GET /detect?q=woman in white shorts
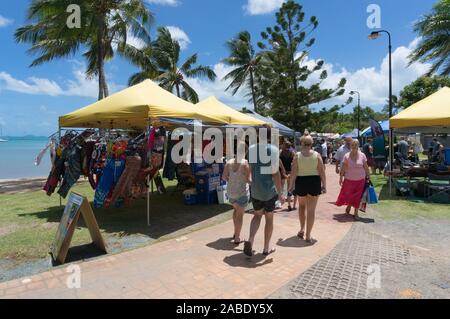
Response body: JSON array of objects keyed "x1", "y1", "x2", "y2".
[{"x1": 222, "y1": 143, "x2": 251, "y2": 245}]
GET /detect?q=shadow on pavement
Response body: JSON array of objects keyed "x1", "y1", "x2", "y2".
[
  {"x1": 276, "y1": 236, "x2": 315, "y2": 248},
  {"x1": 206, "y1": 238, "x2": 242, "y2": 252},
  {"x1": 333, "y1": 213, "x2": 375, "y2": 224},
  {"x1": 223, "y1": 253, "x2": 273, "y2": 268}
]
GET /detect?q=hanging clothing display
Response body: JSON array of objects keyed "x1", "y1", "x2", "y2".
[
  {"x1": 163, "y1": 132, "x2": 176, "y2": 181},
  {"x1": 57, "y1": 143, "x2": 83, "y2": 198},
  {"x1": 107, "y1": 155, "x2": 142, "y2": 207},
  {"x1": 93, "y1": 158, "x2": 126, "y2": 208},
  {"x1": 42, "y1": 126, "x2": 167, "y2": 209}
]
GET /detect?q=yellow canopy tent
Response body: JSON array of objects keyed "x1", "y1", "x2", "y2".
[
  {"x1": 59, "y1": 80, "x2": 227, "y2": 128},
  {"x1": 390, "y1": 87, "x2": 450, "y2": 132},
  {"x1": 196, "y1": 96, "x2": 268, "y2": 126}
]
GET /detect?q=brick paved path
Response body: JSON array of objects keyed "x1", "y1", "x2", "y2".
[{"x1": 0, "y1": 166, "x2": 351, "y2": 299}]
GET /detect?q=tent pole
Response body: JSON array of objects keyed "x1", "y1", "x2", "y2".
[
  {"x1": 58, "y1": 126, "x2": 62, "y2": 207},
  {"x1": 389, "y1": 129, "x2": 393, "y2": 196},
  {"x1": 147, "y1": 120, "x2": 151, "y2": 227}
]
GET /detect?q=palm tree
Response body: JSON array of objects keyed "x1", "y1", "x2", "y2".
[
  {"x1": 222, "y1": 31, "x2": 261, "y2": 113},
  {"x1": 409, "y1": 0, "x2": 450, "y2": 76},
  {"x1": 124, "y1": 27, "x2": 216, "y2": 103},
  {"x1": 15, "y1": 0, "x2": 153, "y2": 100}
]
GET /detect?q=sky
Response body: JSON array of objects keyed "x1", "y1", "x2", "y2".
[{"x1": 0, "y1": 0, "x2": 437, "y2": 136}]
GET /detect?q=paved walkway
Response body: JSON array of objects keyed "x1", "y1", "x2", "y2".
[{"x1": 0, "y1": 166, "x2": 352, "y2": 299}]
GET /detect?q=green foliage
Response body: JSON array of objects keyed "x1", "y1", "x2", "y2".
[
  {"x1": 409, "y1": 0, "x2": 450, "y2": 76},
  {"x1": 223, "y1": 0, "x2": 346, "y2": 132},
  {"x1": 122, "y1": 27, "x2": 216, "y2": 103},
  {"x1": 307, "y1": 105, "x2": 386, "y2": 134},
  {"x1": 396, "y1": 76, "x2": 450, "y2": 109},
  {"x1": 15, "y1": 0, "x2": 153, "y2": 100},
  {"x1": 222, "y1": 31, "x2": 260, "y2": 112}
]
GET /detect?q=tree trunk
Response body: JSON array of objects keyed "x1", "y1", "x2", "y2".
[
  {"x1": 249, "y1": 69, "x2": 258, "y2": 114},
  {"x1": 97, "y1": 13, "x2": 108, "y2": 100},
  {"x1": 102, "y1": 68, "x2": 109, "y2": 98},
  {"x1": 176, "y1": 84, "x2": 181, "y2": 98}
]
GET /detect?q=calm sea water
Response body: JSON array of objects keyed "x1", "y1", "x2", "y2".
[{"x1": 0, "y1": 137, "x2": 51, "y2": 180}]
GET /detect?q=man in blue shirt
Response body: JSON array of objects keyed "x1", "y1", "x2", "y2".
[{"x1": 244, "y1": 131, "x2": 284, "y2": 257}]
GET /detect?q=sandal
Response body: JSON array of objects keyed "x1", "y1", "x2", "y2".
[
  {"x1": 297, "y1": 231, "x2": 305, "y2": 239},
  {"x1": 234, "y1": 237, "x2": 242, "y2": 245},
  {"x1": 243, "y1": 241, "x2": 253, "y2": 257},
  {"x1": 305, "y1": 237, "x2": 317, "y2": 244},
  {"x1": 263, "y1": 248, "x2": 276, "y2": 256}
]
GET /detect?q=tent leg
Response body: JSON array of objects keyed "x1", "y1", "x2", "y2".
[
  {"x1": 58, "y1": 126, "x2": 62, "y2": 207},
  {"x1": 147, "y1": 175, "x2": 150, "y2": 226},
  {"x1": 389, "y1": 129, "x2": 393, "y2": 196},
  {"x1": 146, "y1": 122, "x2": 151, "y2": 227}
]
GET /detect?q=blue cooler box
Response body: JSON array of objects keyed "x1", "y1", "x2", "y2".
[{"x1": 444, "y1": 148, "x2": 450, "y2": 166}]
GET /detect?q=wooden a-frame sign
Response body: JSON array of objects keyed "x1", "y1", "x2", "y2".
[{"x1": 51, "y1": 192, "x2": 107, "y2": 264}]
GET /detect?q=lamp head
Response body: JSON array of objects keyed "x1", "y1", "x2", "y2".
[
  {"x1": 350, "y1": 91, "x2": 355, "y2": 95},
  {"x1": 368, "y1": 31, "x2": 380, "y2": 40}
]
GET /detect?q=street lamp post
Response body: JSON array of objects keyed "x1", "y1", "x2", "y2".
[
  {"x1": 369, "y1": 30, "x2": 393, "y2": 194},
  {"x1": 350, "y1": 90, "x2": 361, "y2": 141}
]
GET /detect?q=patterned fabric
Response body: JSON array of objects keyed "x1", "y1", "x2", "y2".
[
  {"x1": 108, "y1": 156, "x2": 142, "y2": 207},
  {"x1": 93, "y1": 158, "x2": 125, "y2": 208},
  {"x1": 57, "y1": 144, "x2": 83, "y2": 198}
]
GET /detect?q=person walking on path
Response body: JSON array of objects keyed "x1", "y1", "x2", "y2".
[
  {"x1": 222, "y1": 142, "x2": 251, "y2": 245},
  {"x1": 362, "y1": 137, "x2": 375, "y2": 174},
  {"x1": 334, "y1": 137, "x2": 352, "y2": 175},
  {"x1": 335, "y1": 139, "x2": 371, "y2": 220},
  {"x1": 244, "y1": 133, "x2": 284, "y2": 257},
  {"x1": 280, "y1": 141, "x2": 295, "y2": 211},
  {"x1": 289, "y1": 135, "x2": 327, "y2": 244},
  {"x1": 320, "y1": 138, "x2": 328, "y2": 167}
]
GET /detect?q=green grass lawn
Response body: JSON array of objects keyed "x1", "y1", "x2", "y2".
[
  {"x1": 0, "y1": 179, "x2": 232, "y2": 260},
  {"x1": 370, "y1": 174, "x2": 450, "y2": 220}
]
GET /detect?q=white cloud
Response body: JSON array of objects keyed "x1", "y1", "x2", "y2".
[
  {"x1": 0, "y1": 72, "x2": 62, "y2": 96},
  {"x1": 0, "y1": 63, "x2": 124, "y2": 98},
  {"x1": 0, "y1": 14, "x2": 13, "y2": 27},
  {"x1": 166, "y1": 26, "x2": 191, "y2": 50},
  {"x1": 244, "y1": 0, "x2": 284, "y2": 15},
  {"x1": 305, "y1": 38, "x2": 431, "y2": 111},
  {"x1": 189, "y1": 63, "x2": 251, "y2": 109},
  {"x1": 146, "y1": 0, "x2": 179, "y2": 6},
  {"x1": 189, "y1": 39, "x2": 431, "y2": 113}
]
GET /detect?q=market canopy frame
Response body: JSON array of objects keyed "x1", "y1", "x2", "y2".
[{"x1": 59, "y1": 80, "x2": 228, "y2": 129}]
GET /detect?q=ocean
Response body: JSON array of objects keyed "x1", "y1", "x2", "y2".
[{"x1": 0, "y1": 137, "x2": 52, "y2": 180}]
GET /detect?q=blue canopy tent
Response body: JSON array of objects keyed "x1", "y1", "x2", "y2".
[
  {"x1": 361, "y1": 120, "x2": 390, "y2": 137},
  {"x1": 339, "y1": 129, "x2": 359, "y2": 139},
  {"x1": 244, "y1": 110, "x2": 295, "y2": 136}
]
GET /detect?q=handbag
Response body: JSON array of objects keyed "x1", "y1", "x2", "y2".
[
  {"x1": 367, "y1": 183, "x2": 378, "y2": 204},
  {"x1": 359, "y1": 188, "x2": 368, "y2": 212}
]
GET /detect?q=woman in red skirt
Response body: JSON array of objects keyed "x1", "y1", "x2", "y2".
[{"x1": 336, "y1": 139, "x2": 370, "y2": 220}]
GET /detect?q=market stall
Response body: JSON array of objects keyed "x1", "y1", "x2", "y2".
[
  {"x1": 361, "y1": 120, "x2": 390, "y2": 137},
  {"x1": 389, "y1": 87, "x2": 450, "y2": 202},
  {"x1": 48, "y1": 81, "x2": 269, "y2": 226}
]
